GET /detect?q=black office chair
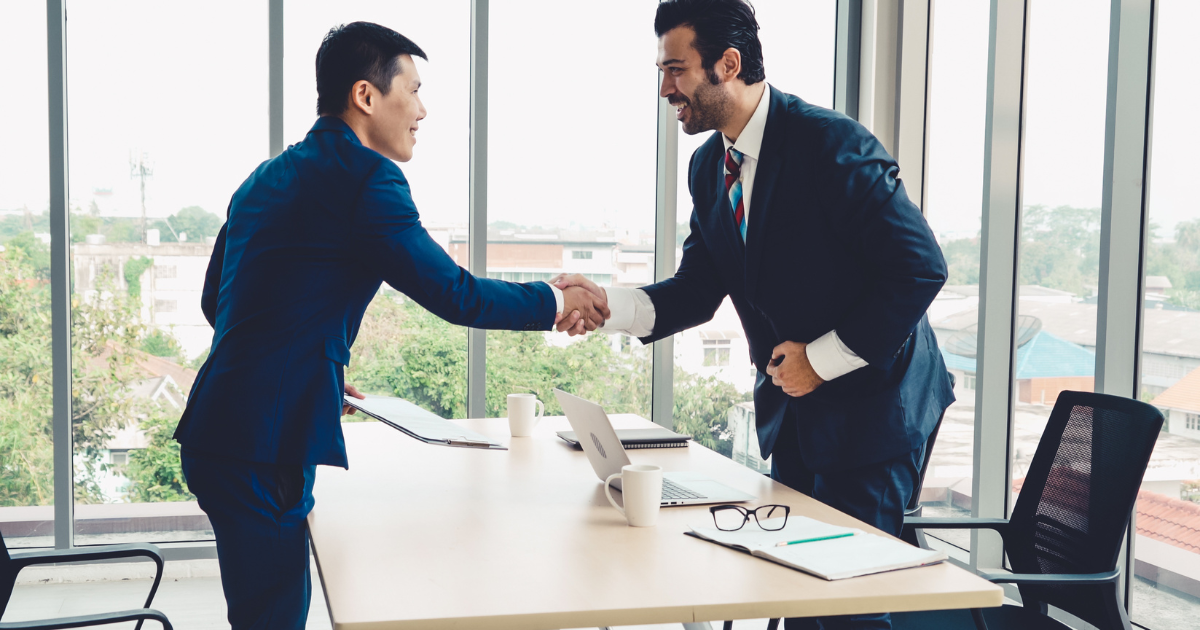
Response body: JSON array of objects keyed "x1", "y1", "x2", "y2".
[
  {"x1": 897, "y1": 390, "x2": 1163, "y2": 630},
  {"x1": 725, "y1": 373, "x2": 956, "y2": 630},
  {"x1": 0, "y1": 531, "x2": 172, "y2": 630}
]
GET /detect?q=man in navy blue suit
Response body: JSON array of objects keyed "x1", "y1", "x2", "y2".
[
  {"x1": 174, "y1": 22, "x2": 608, "y2": 630},
  {"x1": 557, "y1": 2, "x2": 954, "y2": 628}
]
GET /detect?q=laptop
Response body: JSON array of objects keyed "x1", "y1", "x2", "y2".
[{"x1": 554, "y1": 389, "x2": 755, "y2": 507}]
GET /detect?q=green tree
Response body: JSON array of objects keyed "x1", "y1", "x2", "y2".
[
  {"x1": 940, "y1": 236, "x2": 981, "y2": 286},
  {"x1": 0, "y1": 244, "x2": 159, "y2": 506},
  {"x1": 124, "y1": 256, "x2": 153, "y2": 297},
  {"x1": 140, "y1": 328, "x2": 185, "y2": 363},
  {"x1": 152, "y1": 206, "x2": 222, "y2": 243},
  {"x1": 124, "y1": 410, "x2": 193, "y2": 502},
  {"x1": 344, "y1": 292, "x2": 747, "y2": 454}
]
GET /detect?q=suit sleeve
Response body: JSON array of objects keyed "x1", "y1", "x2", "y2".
[
  {"x1": 818, "y1": 118, "x2": 947, "y2": 369},
  {"x1": 350, "y1": 159, "x2": 556, "y2": 331},
  {"x1": 199, "y1": 219, "x2": 228, "y2": 328},
  {"x1": 637, "y1": 151, "x2": 728, "y2": 344}
]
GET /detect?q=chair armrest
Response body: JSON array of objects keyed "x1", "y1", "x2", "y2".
[
  {"x1": 979, "y1": 569, "x2": 1120, "y2": 586},
  {"x1": 8, "y1": 544, "x2": 167, "y2": 614},
  {"x1": 0, "y1": 608, "x2": 171, "y2": 630},
  {"x1": 8, "y1": 543, "x2": 164, "y2": 570},
  {"x1": 903, "y1": 517, "x2": 1010, "y2": 534}
]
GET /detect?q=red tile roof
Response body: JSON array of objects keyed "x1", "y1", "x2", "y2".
[
  {"x1": 1011, "y1": 479, "x2": 1200, "y2": 554},
  {"x1": 1136, "y1": 489, "x2": 1200, "y2": 554},
  {"x1": 1151, "y1": 365, "x2": 1200, "y2": 414}
]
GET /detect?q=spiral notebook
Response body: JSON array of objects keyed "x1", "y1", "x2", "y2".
[
  {"x1": 556, "y1": 427, "x2": 691, "y2": 449},
  {"x1": 686, "y1": 515, "x2": 947, "y2": 580}
]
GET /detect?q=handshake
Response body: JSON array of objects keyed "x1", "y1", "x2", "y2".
[{"x1": 551, "y1": 274, "x2": 610, "y2": 336}]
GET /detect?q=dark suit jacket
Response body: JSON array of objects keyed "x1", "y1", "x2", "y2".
[
  {"x1": 174, "y1": 117, "x2": 555, "y2": 468},
  {"x1": 640, "y1": 87, "x2": 954, "y2": 472}
]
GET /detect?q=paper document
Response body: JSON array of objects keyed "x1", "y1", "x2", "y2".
[{"x1": 688, "y1": 515, "x2": 946, "y2": 580}]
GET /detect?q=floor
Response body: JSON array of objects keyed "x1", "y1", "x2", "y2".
[{"x1": 1, "y1": 560, "x2": 773, "y2": 630}]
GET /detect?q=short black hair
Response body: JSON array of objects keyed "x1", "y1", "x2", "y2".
[
  {"x1": 654, "y1": 0, "x2": 765, "y2": 85},
  {"x1": 315, "y1": 21, "x2": 428, "y2": 116}
]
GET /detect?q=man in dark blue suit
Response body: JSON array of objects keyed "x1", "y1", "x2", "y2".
[
  {"x1": 174, "y1": 22, "x2": 607, "y2": 630},
  {"x1": 557, "y1": 2, "x2": 953, "y2": 628}
]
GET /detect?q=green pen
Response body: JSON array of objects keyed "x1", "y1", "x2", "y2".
[{"x1": 775, "y1": 532, "x2": 855, "y2": 547}]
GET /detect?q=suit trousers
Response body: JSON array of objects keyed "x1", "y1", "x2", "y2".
[
  {"x1": 181, "y1": 449, "x2": 317, "y2": 630},
  {"x1": 770, "y1": 417, "x2": 924, "y2": 630}
]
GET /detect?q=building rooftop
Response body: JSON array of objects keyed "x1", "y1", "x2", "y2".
[
  {"x1": 941, "y1": 330, "x2": 1095, "y2": 379},
  {"x1": 933, "y1": 302, "x2": 1200, "y2": 359},
  {"x1": 1152, "y1": 366, "x2": 1200, "y2": 414},
  {"x1": 1136, "y1": 489, "x2": 1200, "y2": 554}
]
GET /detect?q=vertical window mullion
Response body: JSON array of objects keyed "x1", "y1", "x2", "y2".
[{"x1": 47, "y1": 0, "x2": 73, "y2": 551}]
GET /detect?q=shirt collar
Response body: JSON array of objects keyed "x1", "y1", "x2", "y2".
[
  {"x1": 310, "y1": 116, "x2": 363, "y2": 145},
  {"x1": 721, "y1": 83, "x2": 771, "y2": 161}
]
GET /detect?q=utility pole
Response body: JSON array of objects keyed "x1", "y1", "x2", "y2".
[{"x1": 129, "y1": 151, "x2": 153, "y2": 243}]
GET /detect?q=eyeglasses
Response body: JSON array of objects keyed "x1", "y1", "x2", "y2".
[{"x1": 709, "y1": 504, "x2": 791, "y2": 531}]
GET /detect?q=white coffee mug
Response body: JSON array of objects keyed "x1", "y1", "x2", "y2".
[
  {"x1": 507, "y1": 393, "x2": 544, "y2": 437},
  {"x1": 604, "y1": 464, "x2": 663, "y2": 527}
]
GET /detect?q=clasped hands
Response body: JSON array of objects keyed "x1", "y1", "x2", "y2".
[
  {"x1": 551, "y1": 273, "x2": 609, "y2": 336},
  {"x1": 766, "y1": 341, "x2": 825, "y2": 398}
]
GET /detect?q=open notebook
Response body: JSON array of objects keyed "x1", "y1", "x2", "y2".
[{"x1": 687, "y1": 515, "x2": 946, "y2": 581}]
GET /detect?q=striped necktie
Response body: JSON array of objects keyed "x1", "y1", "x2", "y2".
[{"x1": 724, "y1": 147, "x2": 746, "y2": 242}]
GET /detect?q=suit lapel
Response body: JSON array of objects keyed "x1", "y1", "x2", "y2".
[{"x1": 743, "y1": 87, "x2": 786, "y2": 305}]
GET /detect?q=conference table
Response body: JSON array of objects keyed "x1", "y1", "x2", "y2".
[{"x1": 308, "y1": 413, "x2": 1002, "y2": 630}]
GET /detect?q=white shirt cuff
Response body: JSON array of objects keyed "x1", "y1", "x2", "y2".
[
  {"x1": 545, "y1": 282, "x2": 564, "y2": 315},
  {"x1": 599, "y1": 287, "x2": 655, "y2": 338},
  {"x1": 806, "y1": 330, "x2": 868, "y2": 381}
]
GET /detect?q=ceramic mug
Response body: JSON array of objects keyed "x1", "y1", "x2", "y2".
[
  {"x1": 507, "y1": 393, "x2": 545, "y2": 437},
  {"x1": 604, "y1": 464, "x2": 663, "y2": 527}
]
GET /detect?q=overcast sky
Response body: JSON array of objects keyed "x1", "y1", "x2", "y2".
[{"x1": 0, "y1": 0, "x2": 1195, "y2": 240}]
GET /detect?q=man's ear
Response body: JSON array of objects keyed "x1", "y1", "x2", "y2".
[
  {"x1": 349, "y1": 80, "x2": 375, "y2": 115},
  {"x1": 718, "y1": 47, "x2": 743, "y2": 83}
]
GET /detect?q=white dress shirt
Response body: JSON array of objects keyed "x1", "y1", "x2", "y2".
[{"x1": 599, "y1": 84, "x2": 868, "y2": 382}]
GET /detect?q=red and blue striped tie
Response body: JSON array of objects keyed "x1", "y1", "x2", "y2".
[{"x1": 724, "y1": 147, "x2": 746, "y2": 241}]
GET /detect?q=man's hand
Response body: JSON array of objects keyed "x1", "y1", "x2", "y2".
[
  {"x1": 552, "y1": 274, "x2": 608, "y2": 336},
  {"x1": 766, "y1": 341, "x2": 825, "y2": 397},
  {"x1": 342, "y1": 384, "x2": 366, "y2": 416},
  {"x1": 559, "y1": 286, "x2": 610, "y2": 334}
]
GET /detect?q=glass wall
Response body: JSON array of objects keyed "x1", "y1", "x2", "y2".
[
  {"x1": 485, "y1": 0, "x2": 659, "y2": 420},
  {"x1": 1133, "y1": 0, "x2": 1200, "y2": 625},
  {"x1": 1010, "y1": 0, "x2": 1108, "y2": 513},
  {"x1": 286, "y1": 2, "x2": 472, "y2": 420},
  {"x1": 0, "y1": 0, "x2": 54, "y2": 549},
  {"x1": 919, "y1": 0, "x2": 990, "y2": 549},
  {"x1": 672, "y1": 0, "x2": 836, "y2": 468},
  {"x1": 64, "y1": 0, "x2": 267, "y2": 544}
]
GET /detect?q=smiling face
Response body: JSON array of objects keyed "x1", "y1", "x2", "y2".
[
  {"x1": 359, "y1": 54, "x2": 426, "y2": 162},
  {"x1": 657, "y1": 26, "x2": 733, "y2": 135}
]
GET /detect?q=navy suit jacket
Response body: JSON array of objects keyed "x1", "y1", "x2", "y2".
[
  {"x1": 641, "y1": 87, "x2": 955, "y2": 472},
  {"x1": 174, "y1": 117, "x2": 556, "y2": 468}
]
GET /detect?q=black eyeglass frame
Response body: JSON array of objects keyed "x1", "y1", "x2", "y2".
[{"x1": 709, "y1": 504, "x2": 791, "y2": 531}]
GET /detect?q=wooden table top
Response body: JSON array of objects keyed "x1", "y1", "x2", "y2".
[{"x1": 309, "y1": 414, "x2": 1002, "y2": 630}]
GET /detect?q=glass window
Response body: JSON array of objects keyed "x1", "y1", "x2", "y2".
[
  {"x1": 0, "y1": 0, "x2": 54, "y2": 549},
  {"x1": 486, "y1": 0, "x2": 659, "y2": 420},
  {"x1": 1135, "y1": 0, "x2": 1200, "y2": 624},
  {"x1": 673, "y1": 0, "x2": 836, "y2": 465},
  {"x1": 1011, "y1": 0, "x2": 1108, "y2": 541},
  {"x1": 286, "y1": 2, "x2": 471, "y2": 419},
  {"x1": 65, "y1": 0, "x2": 268, "y2": 544},
  {"x1": 920, "y1": 0, "x2": 990, "y2": 551}
]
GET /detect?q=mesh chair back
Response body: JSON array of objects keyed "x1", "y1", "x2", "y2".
[{"x1": 1005, "y1": 391, "x2": 1163, "y2": 629}]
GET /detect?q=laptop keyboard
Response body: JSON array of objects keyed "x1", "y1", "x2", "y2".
[{"x1": 661, "y1": 478, "x2": 705, "y2": 501}]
